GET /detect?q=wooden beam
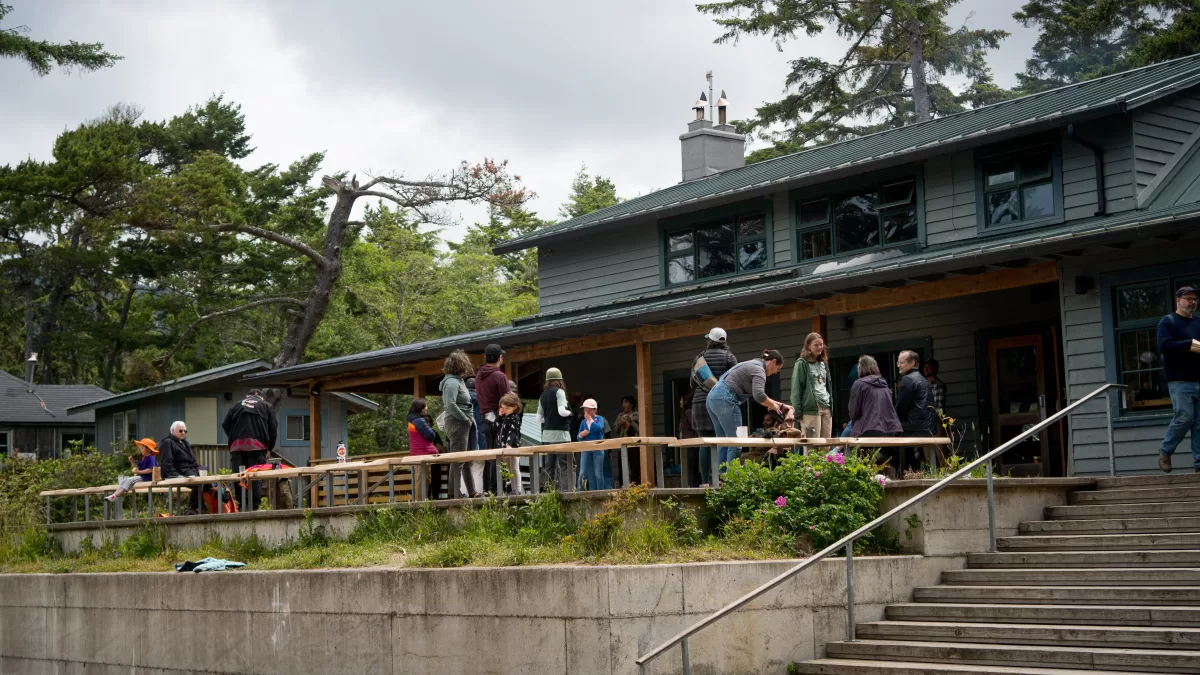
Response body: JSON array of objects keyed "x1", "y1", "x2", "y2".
[
  {"x1": 414, "y1": 376, "x2": 426, "y2": 399},
  {"x1": 811, "y1": 315, "x2": 828, "y2": 338},
  {"x1": 309, "y1": 388, "x2": 323, "y2": 465},
  {"x1": 503, "y1": 359, "x2": 514, "y2": 382},
  {"x1": 635, "y1": 340, "x2": 654, "y2": 486}
]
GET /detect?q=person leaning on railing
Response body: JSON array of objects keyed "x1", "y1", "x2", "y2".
[
  {"x1": 706, "y1": 349, "x2": 790, "y2": 475},
  {"x1": 407, "y1": 398, "x2": 444, "y2": 498}
]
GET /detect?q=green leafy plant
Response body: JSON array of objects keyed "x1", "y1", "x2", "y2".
[
  {"x1": 298, "y1": 510, "x2": 329, "y2": 549},
  {"x1": 120, "y1": 524, "x2": 167, "y2": 559}
]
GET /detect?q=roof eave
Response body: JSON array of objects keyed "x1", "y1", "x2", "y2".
[{"x1": 66, "y1": 359, "x2": 272, "y2": 415}]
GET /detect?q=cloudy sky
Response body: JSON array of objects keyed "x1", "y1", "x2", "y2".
[{"x1": 3, "y1": 0, "x2": 1039, "y2": 240}]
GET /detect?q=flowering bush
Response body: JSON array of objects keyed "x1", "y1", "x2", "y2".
[{"x1": 706, "y1": 450, "x2": 887, "y2": 552}]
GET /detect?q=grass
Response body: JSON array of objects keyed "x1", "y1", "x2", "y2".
[{"x1": 0, "y1": 487, "x2": 800, "y2": 574}]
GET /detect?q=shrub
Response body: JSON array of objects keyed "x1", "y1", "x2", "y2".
[
  {"x1": 120, "y1": 524, "x2": 167, "y2": 559},
  {"x1": 706, "y1": 451, "x2": 886, "y2": 552}
]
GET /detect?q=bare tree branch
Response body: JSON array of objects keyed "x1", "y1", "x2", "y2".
[{"x1": 156, "y1": 296, "x2": 305, "y2": 366}]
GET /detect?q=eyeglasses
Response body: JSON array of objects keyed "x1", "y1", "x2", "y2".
[{"x1": 178, "y1": 430, "x2": 187, "y2": 434}]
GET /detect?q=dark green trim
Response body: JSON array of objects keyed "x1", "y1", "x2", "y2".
[
  {"x1": 1099, "y1": 258, "x2": 1200, "y2": 422},
  {"x1": 787, "y1": 164, "x2": 925, "y2": 265},
  {"x1": 658, "y1": 196, "x2": 775, "y2": 289},
  {"x1": 974, "y1": 137, "x2": 1065, "y2": 235}
]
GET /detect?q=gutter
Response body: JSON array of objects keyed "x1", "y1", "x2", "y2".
[{"x1": 1066, "y1": 123, "x2": 1107, "y2": 216}]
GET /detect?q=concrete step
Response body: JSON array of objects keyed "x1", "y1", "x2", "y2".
[
  {"x1": 913, "y1": 585, "x2": 1200, "y2": 605},
  {"x1": 1069, "y1": 485, "x2": 1200, "y2": 504},
  {"x1": 997, "y1": 532, "x2": 1200, "y2": 551},
  {"x1": 886, "y1": 603, "x2": 1200, "y2": 627},
  {"x1": 793, "y1": 659, "x2": 1153, "y2": 674},
  {"x1": 823, "y1": 639, "x2": 1200, "y2": 672},
  {"x1": 856, "y1": 620, "x2": 1200, "y2": 650},
  {"x1": 943, "y1": 568, "x2": 1200, "y2": 586},
  {"x1": 1021, "y1": 516, "x2": 1200, "y2": 535},
  {"x1": 1045, "y1": 501, "x2": 1196, "y2": 520},
  {"x1": 1096, "y1": 473, "x2": 1200, "y2": 490},
  {"x1": 968, "y1": 550, "x2": 1200, "y2": 569}
]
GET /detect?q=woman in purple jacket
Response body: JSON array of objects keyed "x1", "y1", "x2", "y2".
[{"x1": 848, "y1": 355, "x2": 904, "y2": 467}]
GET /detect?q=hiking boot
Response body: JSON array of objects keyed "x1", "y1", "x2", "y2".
[{"x1": 1160, "y1": 453, "x2": 1173, "y2": 473}]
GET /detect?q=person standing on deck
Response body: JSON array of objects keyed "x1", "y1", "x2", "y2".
[
  {"x1": 791, "y1": 332, "x2": 833, "y2": 438},
  {"x1": 538, "y1": 368, "x2": 575, "y2": 491},
  {"x1": 1158, "y1": 286, "x2": 1200, "y2": 473},
  {"x1": 894, "y1": 351, "x2": 936, "y2": 471},
  {"x1": 691, "y1": 328, "x2": 737, "y2": 485},
  {"x1": 222, "y1": 389, "x2": 277, "y2": 508},
  {"x1": 439, "y1": 350, "x2": 479, "y2": 497}
]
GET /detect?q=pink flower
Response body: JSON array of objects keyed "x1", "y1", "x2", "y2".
[
  {"x1": 833, "y1": 453, "x2": 846, "y2": 465},
  {"x1": 808, "y1": 525, "x2": 816, "y2": 531},
  {"x1": 814, "y1": 471, "x2": 821, "y2": 478},
  {"x1": 774, "y1": 496, "x2": 787, "y2": 508},
  {"x1": 824, "y1": 454, "x2": 833, "y2": 462}
]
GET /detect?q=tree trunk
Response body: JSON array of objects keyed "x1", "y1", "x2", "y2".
[
  {"x1": 34, "y1": 222, "x2": 84, "y2": 384},
  {"x1": 263, "y1": 186, "x2": 356, "y2": 408},
  {"x1": 909, "y1": 18, "x2": 931, "y2": 123},
  {"x1": 103, "y1": 283, "x2": 138, "y2": 390},
  {"x1": 23, "y1": 286, "x2": 34, "y2": 361}
]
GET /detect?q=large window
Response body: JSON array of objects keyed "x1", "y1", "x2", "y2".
[
  {"x1": 0, "y1": 431, "x2": 10, "y2": 457},
  {"x1": 978, "y1": 145, "x2": 1061, "y2": 231},
  {"x1": 1112, "y1": 275, "x2": 1200, "y2": 413},
  {"x1": 665, "y1": 212, "x2": 768, "y2": 285},
  {"x1": 112, "y1": 410, "x2": 137, "y2": 447},
  {"x1": 795, "y1": 177, "x2": 918, "y2": 261}
]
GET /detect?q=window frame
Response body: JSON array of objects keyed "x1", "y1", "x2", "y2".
[
  {"x1": 284, "y1": 414, "x2": 312, "y2": 442},
  {"x1": 1099, "y1": 260, "x2": 1200, "y2": 424},
  {"x1": 974, "y1": 140, "x2": 1064, "y2": 235},
  {"x1": 0, "y1": 430, "x2": 10, "y2": 457},
  {"x1": 659, "y1": 199, "x2": 774, "y2": 288},
  {"x1": 788, "y1": 167, "x2": 925, "y2": 265}
]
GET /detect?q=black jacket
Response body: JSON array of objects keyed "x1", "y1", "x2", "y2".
[
  {"x1": 895, "y1": 369, "x2": 936, "y2": 435},
  {"x1": 158, "y1": 435, "x2": 198, "y2": 478},
  {"x1": 221, "y1": 394, "x2": 278, "y2": 449}
]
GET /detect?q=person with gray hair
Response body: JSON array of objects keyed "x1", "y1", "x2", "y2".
[{"x1": 158, "y1": 420, "x2": 201, "y2": 513}]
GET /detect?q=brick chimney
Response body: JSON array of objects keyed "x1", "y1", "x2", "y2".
[{"x1": 679, "y1": 90, "x2": 745, "y2": 182}]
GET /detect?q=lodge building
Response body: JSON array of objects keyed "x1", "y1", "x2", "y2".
[{"x1": 245, "y1": 55, "x2": 1200, "y2": 480}]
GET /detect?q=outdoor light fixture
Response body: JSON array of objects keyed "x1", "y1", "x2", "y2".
[{"x1": 1074, "y1": 276, "x2": 1095, "y2": 295}]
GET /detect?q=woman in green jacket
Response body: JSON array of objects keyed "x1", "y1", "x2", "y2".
[{"x1": 790, "y1": 332, "x2": 833, "y2": 438}]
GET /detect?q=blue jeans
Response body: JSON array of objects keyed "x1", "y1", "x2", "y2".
[
  {"x1": 1161, "y1": 380, "x2": 1200, "y2": 468},
  {"x1": 706, "y1": 384, "x2": 744, "y2": 473},
  {"x1": 578, "y1": 450, "x2": 610, "y2": 490},
  {"x1": 841, "y1": 421, "x2": 853, "y2": 438}
]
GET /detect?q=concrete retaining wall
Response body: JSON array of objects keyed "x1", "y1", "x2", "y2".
[{"x1": 0, "y1": 556, "x2": 957, "y2": 675}]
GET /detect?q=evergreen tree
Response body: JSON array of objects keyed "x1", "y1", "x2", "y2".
[
  {"x1": 0, "y1": 3, "x2": 121, "y2": 75},
  {"x1": 560, "y1": 165, "x2": 621, "y2": 219},
  {"x1": 698, "y1": 0, "x2": 1008, "y2": 161},
  {"x1": 1013, "y1": 0, "x2": 1200, "y2": 92}
]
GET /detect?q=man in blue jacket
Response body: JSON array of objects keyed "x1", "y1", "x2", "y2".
[{"x1": 1158, "y1": 286, "x2": 1200, "y2": 472}]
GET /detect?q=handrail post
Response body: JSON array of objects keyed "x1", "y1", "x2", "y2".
[
  {"x1": 1106, "y1": 390, "x2": 1116, "y2": 476},
  {"x1": 986, "y1": 457, "x2": 996, "y2": 553},
  {"x1": 846, "y1": 543, "x2": 856, "y2": 641},
  {"x1": 681, "y1": 637, "x2": 692, "y2": 675}
]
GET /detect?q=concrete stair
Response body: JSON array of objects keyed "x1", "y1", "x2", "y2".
[{"x1": 793, "y1": 474, "x2": 1200, "y2": 674}]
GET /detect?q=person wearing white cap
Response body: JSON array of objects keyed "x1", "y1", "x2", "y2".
[
  {"x1": 689, "y1": 328, "x2": 737, "y2": 485},
  {"x1": 576, "y1": 399, "x2": 610, "y2": 490}
]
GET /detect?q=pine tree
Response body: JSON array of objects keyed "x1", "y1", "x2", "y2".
[
  {"x1": 0, "y1": 3, "x2": 121, "y2": 75},
  {"x1": 560, "y1": 165, "x2": 621, "y2": 219},
  {"x1": 698, "y1": 0, "x2": 1008, "y2": 161}
]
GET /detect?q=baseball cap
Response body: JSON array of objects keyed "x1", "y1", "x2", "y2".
[
  {"x1": 485, "y1": 343, "x2": 504, "y2": 360},
  {"x1": 705, "y1": 327, "x2": 728, "y2": 343},
  {"x1": 582, "y1": 398, "x2": 598, "y2": 409},
  {"x1": 1176, "y1": 286, "x2": 1197, "y2": 298}
]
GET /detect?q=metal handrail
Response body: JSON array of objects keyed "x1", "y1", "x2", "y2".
[{"x1": 635, "y1": 382, "x2": 1126, "y2": 672}]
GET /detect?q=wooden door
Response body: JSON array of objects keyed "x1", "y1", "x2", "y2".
[{"x1": 988, "y1": 335, "x2": 1049, "y2": 474}]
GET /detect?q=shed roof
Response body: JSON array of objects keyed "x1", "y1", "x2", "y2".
[
  {"x1": 0, "y1": 371, "x2": 110, "y2": 425},
  {"x1": 496, "y1": 54, "x2": 1200, "y2": 254},
  {"x1": 244, "y1": 200, "x2": 1200, "y2": 387},
  {"x1": 66, "y1": 360, "x2": 378, "y2": 415}
]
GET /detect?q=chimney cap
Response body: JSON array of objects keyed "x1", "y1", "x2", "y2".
[
  {"x1": 693, "y1": 92, "x2": 708, "y2": 110},
  {"x1": 716, "y1": 90, "x2": 729, "y2": 107}
]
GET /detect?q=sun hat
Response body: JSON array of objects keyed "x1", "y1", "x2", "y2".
[
  {"x1": 545, "y1": 367, "x2": 564, "y2": 382},
  {"x1": 133, "y1": 438, "x2": 159, "y2": 455},
  {"x1": 582, "y1": 398, "x2": 598, "y2": 409},
  {"x1": 705, "y1": 327, "x2": 727, "y2": 343}
]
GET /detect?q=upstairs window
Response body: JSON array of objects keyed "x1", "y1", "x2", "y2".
[
  {"x1": 795, "y1": 177, "x2": 919, "y2": 261},
  {"x1": 665, "y1": 212, "x2": 768, "y2": 285},
  {"x1": 977, "y1": 144, "x2": 1062, "y2": 231}
]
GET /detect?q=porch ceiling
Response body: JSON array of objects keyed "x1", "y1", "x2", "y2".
[{"x1": 242, "y1": 204, "x2": 1200, "y2": 391}]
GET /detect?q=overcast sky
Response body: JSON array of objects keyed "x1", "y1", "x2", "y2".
[{"x1": 3, "y1": 1, "x2": 1038, "y2": 241}]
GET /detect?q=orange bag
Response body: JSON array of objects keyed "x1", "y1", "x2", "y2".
[{"x1": 201, "y1": 489, "x2": 239, "y2": 514}]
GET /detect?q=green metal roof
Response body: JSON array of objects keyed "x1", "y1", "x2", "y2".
[
  {"x1": 495, "y1": 54, "x2": 1200, "y2": 254},
  {"x1": 246, "y1": 201, "x2": 1200, "y2": 387}
]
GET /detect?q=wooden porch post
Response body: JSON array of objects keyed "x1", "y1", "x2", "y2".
[
  {"x1": 309, "y1": 385, "x2": 323, "y2": 464},
  {"x1": 811, "y1": 314, "x2": 828, "y2": 338},
  {"x1": 414, "y1": 375, "x2": 426, "y2": 399},
  {"x1": 635, "y1": 340, "x2": 654, "y2": 486}
]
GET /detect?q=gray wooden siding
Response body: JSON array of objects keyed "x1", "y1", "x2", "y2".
[
  {"x1": 772, "y1": 191, "x2": 791, "y2": 265},
  {"x1": 537, "y1": 221, "x2": 660, "y2": 313},
  {"x1": 923, "y1": 150, "x2": 977, "y2": 246},
  {"x1": 649, "y1": 285, "x2": 1060, "y2": 449},
  {"x1": 1059, "y1": 244, "x2": 1199, "y2": 475},
  {"x1": 1133, "y1": 93, "x2": 1200, "y2": 193}
]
